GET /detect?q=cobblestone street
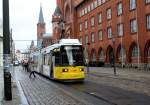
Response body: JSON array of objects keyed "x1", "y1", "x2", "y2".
[
  {"x1": 88, "y1": 67, "x2": 150, "y2": 96},
  {"x1": 15, "y1": 66, "x2": 88, "y2": 105}
]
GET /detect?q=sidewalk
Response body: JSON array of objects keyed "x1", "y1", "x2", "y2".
[
  {"x1": 0, "y1": 66, "x2": 28, "y2": 105},
  {"x1": 87, "y1": 67, "x2": 150, "y2": 96}
]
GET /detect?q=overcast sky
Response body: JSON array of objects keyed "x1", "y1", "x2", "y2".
[{"x1": 9, "y1": 0, "x2": 56, "y2": 52}]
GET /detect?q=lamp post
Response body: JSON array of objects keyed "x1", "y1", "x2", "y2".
[
  {"x1": 112, "y1": 36, "x2": 116, "y2": 76},
  {"x1": 3, "y1": 0, "x2": 12, "y2": 100}
]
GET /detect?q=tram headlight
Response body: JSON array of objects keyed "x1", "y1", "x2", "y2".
[
  {"x1": 62, "y1": 68, "x2": 68, "y2": 72},
  {"x1": 80, "y1": 68, "x2": 84, "y2": 72}
]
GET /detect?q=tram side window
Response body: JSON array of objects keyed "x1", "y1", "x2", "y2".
[
  {"x1": 44, "y1": 54, "x2": 49, "y2": 65},
  {"x1": 54, "y1": 52, "x2": 60, "y2": 66}
]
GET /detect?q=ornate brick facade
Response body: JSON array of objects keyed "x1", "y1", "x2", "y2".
[{"x1": 52, "y1": 0, "x2": 150, "y2": 67}]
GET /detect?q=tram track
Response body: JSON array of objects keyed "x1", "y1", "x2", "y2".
[{"x1": 36, "y1": 72, "x2": 150, "y2": 105}]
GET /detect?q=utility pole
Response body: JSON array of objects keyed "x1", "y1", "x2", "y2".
[{"x1": 3, "y1": 0, "x2": 12, "y2": 100}]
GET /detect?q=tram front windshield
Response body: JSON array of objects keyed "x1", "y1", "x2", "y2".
[{"x1": 61, "y1": 46, "x2": 84, "y2": 66}]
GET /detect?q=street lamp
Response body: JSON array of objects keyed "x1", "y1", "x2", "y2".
[{"x1": 112, "y1": 36, "x2": 117, "y2": 76}]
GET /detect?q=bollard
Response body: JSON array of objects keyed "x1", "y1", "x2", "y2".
[{"x1": 4, "y1": 72, "x2": 12, "y2": 100}]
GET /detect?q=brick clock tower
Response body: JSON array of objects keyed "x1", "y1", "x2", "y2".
[{"x1": 37, "y1": 5, "x2": 45, "y2": 48}]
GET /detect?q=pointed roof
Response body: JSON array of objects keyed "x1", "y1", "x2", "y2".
[
  {"x1": 53, "y1": 6, "x2": 62, "y2": 16},
  {"x1": 38, "y1": 6, "x2": 45, "y2": 23}
]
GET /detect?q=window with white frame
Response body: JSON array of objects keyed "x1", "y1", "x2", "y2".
[
  {"x1": 79, "y1": 23, "x2": 82, "y2": 31},
  {"x1": 91, "y1": 16, "x2": 95, "y2": 27},
  {"x1": 88, "y1": 5, "x2": 91, "y2": 12},
  {"x1": 98, "y1": 30, "x2": 103, "y2": 40},
  {"x1": 91, "y1": 2, "x2": 94, "y2": 10},
  {"x1": 107, "y1": 8, "x2": 112, "y2": 20},
  {"x1": 102, "y1": 0, "x2": 106, "y2": 3},
  {"x1": 148, "y1": 46, "x2": 150, "y2": 56},
  {"x1": 84, "y1": 7, "x2": 88, "y2": 14},
  {"x1": 98, "y1": 13, "x2": 102, "y2": 24},
  {"x1": 132, "y1": 45, "x2": 139, "y2": 57},
  {"x1": 107, "y1": 27, "x2": 112, "y2": 38},
  {"x1": 94, "y1": 1, "x2": 98, "y2": 8},
  {"x1": 117, "y1": 2, "x2": 123, "y2": 15},
  {"x1": 82, "y1": 9, "x2": 84, "y2": 16},
  {"x1": 146, "y1": 0, "x2": 150, "y2": 4},
  {"x1": 85, "y1": 35, "x2": 88, "y2": 44},
  {"x1": 85, "y1": 20, "x2": 88, "y2": 29},
  {"x1": 147, "y1": 14, "x2": 150, "y2": 30},
  {"x1": 79, "y1": 37, "x2": 82, "y2": 43},
  {"x1": 130, "y1": 19, "x2": 137, "y2": 33},
  {"x1": 91, "y1": 32, "x2": 95, "y2": 43},
  {"x1": 97, "y1": 0, "x2": 102, "y2": 6},
  {"x1": 117, "y1": 23, "x2": 123, "y2": 36},
  {"x1": 130, "y1": 0, "x2": 136, "y2": 10},
  {"x1": 99, "y1": 50, "x2": 104, "y2": 61}
]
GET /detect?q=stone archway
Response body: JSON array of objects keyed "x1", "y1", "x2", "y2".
[
  {"x1": 128, "y1": 42, "x2": 140, "y2": 63},
  {"x1": 106, "y1": 45, "x2": 114, "y2": 64}
]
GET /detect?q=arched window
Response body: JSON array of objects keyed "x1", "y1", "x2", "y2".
[
  {"x1": 119, "y1": 47, "x2": 126, "y2": 63},
  {"x1": 132, "y1": 45, "x2": 139, "y2": 57},
  {"x1": 92, "y1": 51, "x2": 96, "y2": 62},
  {"x1": 148, "y1": 46, "x2": 150, "y2": 57},
  {"x1": 99, "y1": 50, "x2": 104, "y2": 61}
]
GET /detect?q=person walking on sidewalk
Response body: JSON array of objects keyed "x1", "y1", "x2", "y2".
[{"x1": 29, "y1": 61, "x2": 36, "y2": 78}]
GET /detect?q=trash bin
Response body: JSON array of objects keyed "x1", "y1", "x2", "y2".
[{"x1": 4, "y1": 72, "x2": 12, "y2": 100}]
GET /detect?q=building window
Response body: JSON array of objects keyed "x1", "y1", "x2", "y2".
[
  {"x1": 130, "y1": 19, "x2": 137, "y2": 33},
  {"x1": 98, "y1": 30, "x2": 103, "y2": 40},
  {"x1": 82, "y1": 9, "x2": 84, "y2": 16},
  {"x1": 84, "y1": 7, "x2": 88, "y2": 14},
  {"x1": 85, "y1": 35, "x2": 88, "y2": 45},
  {"x1": 130, "y1": 0, "x2": 136, "y2": 10},
  {"x1": 92, "y1": 51, "x2": 96, "y2": 62},
  {"x1": 148, "y1": 46, "x2": 150, "y2": 56},
  {"x1": 85, "y1": 20, "x2": 88, "y2": 29},
  {"x1": 91, "y1": 2, "x2": 94, "y2": 10},
  {"x1": 107, "y1": 8, "x2": 112, "y2": 20},
  {"x1": 107, "y1": 27, "x2": 112, "y2": 38},
  {"x1": 146, "y1": 0, "x2": 150, "y2": 4},
  {"x1": 117, "y1": 23, "x2": 124, "y2": 36},
  {"x1": 99, "y1": 50, "x2": 104, "y2": 62},
  {"x1": 117, "y1": 2, "x2": 123, "y2": 16},
  {"x1": 88, "y1": 5, "x2": 91, "y2": 12},
  {"x1": 79, "y1": 37, "x2": 82, "y2": 43},
  {"x1": 132, "y1": 45, "x2": 139, "y2": 57},
  {"x1": 97, "y1": 0, "x2": 102, "y2": 6},
  {"x1": 98, "y1": 13, "x2": 102, "y2": 24},
  {"x1": 147, "y1": 14, "x2": 150, "y2": 30},
  {"x1": 91, "y1": 16, "x2": 95, "y2": 27},
  {"x1": 79, "y1": 23, "x2": 82, "y2": 31},
  {"x1": 94, "y1": 1, "x2": 98, "y2": 8},
  {"x1": 91, "y1": 32, "x2": 95, "y2": 43}
]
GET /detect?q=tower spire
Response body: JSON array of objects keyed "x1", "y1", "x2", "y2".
[{"x1": 38, "y1": 4, "x2": 44, "y2": 24}]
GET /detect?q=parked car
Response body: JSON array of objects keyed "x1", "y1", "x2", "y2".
[{"x1": 13, "y1": 60, "x2": 19, "y2": 66}]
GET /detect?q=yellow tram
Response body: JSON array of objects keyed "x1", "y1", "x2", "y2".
[{"x1": 30, "y1": 39, "x2": 85, "y2": 81}]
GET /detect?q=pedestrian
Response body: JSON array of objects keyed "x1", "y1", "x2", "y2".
[
  {"x1": 24, "y1": 60, "x2": 29, "y2": 72},
  {"x1": 29, "y1": 61, "x2": 36, "y2": 78}
]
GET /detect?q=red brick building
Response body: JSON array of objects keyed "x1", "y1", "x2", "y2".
[{"x1": 52, "y1": 0, "x2": 150, "y2": 67}]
